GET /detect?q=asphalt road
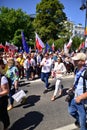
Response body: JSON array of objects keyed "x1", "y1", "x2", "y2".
[{"x1": 6, "y1": 75, "x2": 80, "y2": 130}]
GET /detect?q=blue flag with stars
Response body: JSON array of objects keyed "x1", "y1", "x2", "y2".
[{"x1": 21, "y1": 31, "x2": 29, "y2": 53}]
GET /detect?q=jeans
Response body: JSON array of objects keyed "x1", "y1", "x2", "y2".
[
  {"x1": 68, "y1": 99, "x2": 87, "y2": 130},
  {"x1": 25, "y1": 68, "x2": 31, "y2": 80},
  {"x1": 41, "y1": 72, "x2": 50, "y2": 89},
  {"x1": 9, "y1": 88, "x2": 15, "y2": 105}
]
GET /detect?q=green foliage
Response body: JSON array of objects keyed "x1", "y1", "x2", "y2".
[
  {"x1": 72, "y1": 36, "x2": 82, "y2": 50},
  {"x1": 0, "y1": 4, "x2": 84, "y2": 51},
  {"x1": 33, "y1": 0, "x2": 67, "y2": 42},
  {"x1": 0, "y1": 7, "x2": 35, "y2": 47}
]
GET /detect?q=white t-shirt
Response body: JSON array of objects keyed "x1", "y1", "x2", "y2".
[
  {"x1": 1, "y1": 76, "x2": 8, "y2": 86},
  {"x1": 41, "y1": 58, "x2": 52, "y2": 73}
]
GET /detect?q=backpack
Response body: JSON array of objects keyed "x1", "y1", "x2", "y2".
[{"x1": 0, "y1": 74, "x2": 12, "y2": 89}]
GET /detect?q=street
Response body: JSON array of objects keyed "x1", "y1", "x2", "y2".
[{"x1": 7, "y1": 75, "x2": 79, "y2": 130}]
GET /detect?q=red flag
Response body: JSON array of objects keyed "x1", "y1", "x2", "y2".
[
  {"x1": 0, "y1": 44, "x2": 5, "y2": 49},
  {"x1": 51, "y1": 43, "x2": 55, "y2": 51},
  {"x1": 35, "y1": 33, "x2": 45, "y2": 51},
  {"x1": 5, "y1": 41, "x2": 10, "y2": 52}
]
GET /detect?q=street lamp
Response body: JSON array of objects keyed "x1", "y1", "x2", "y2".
[{"x1": 80, "y1": 0, "x2": 87, "y2": 50}]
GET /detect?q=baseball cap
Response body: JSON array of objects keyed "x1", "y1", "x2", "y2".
[{"x1": 72, "y1": 52, "x2": 86, "y2": 61}]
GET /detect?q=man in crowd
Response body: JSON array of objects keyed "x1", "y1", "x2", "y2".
[{"x1": 68, "y1": 52, "x2": 87, "y2": 130}]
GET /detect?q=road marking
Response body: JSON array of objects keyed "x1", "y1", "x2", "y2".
[{"x1": 53, "y1": 123, "x2": 77, "y2": 130}]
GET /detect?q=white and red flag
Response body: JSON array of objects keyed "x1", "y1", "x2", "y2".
[
  {"x1": 35, "y1": 33, "x2": 45, "y2": 51},
  {"x1": 78, "y1": 42, "x2": 85, "y2": 51},
  {"x1": 51, "y1": 43, "x2": 55, "y2": 51},
  {"x1": 66, "y1": 38, "x2": 72, "y2": 49},
  {"x1": 0, "y1": 44, "x2": 6, "y2": 51},
  {"x1": 5, "y1": 41, "x2": 18, "y2": 52},
  {"x1": 5, "y1": 41, "x2": 10, "y2": 52}
]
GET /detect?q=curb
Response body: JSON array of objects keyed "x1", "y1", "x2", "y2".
[{"x1": 24, "y1": 74, "x2": 74, "y2": 83}]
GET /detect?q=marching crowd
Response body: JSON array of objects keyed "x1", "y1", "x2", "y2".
[{"x1": 0, "y1": 49, "x2": 87, "y2": 130}]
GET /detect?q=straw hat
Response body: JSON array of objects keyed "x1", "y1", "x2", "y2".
[{"x1": 72, "y1": 52, "x2": 86, "y2": 61}]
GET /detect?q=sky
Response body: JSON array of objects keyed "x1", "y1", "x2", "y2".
[{"x1": 0, "y1": 0, "x2": 86, "y2": 27}]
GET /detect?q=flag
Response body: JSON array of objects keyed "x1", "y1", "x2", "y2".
[
  {"x1": 64, "y1": 43, "x2": 69, "y2": 54},
  {"x1": 29, "y1": 46, "x2": 31, "y2": 53},
  {"x1": 5, "y1": 41, "x2": 10, "y2": 52},
  {"x1": 21, "y1": 31, "x2": 29, "y2": 53},
  {"x1": 85, "y1": 37, "x2": 87, "y2": 48},
  {"x1": 51, "y1": 43, "x2": 55, "y2": 51},
  {"x1": 78, "y1": 42, "x2": 85, "y2": 51},
  {"x1": 66, "y1": 38, "x2": 72, "y2": 49},
  {"x1": 0, "y1": 44, "x2": 5, "y2": 49},
  {"x1": 45, "y1": 42, "x2": 52, "y2": 53},
  {"x1": 35, "y1": 33, "x2": 45, "y2": 51},
  {"x1": 5, "y1": 42, "x2": 18, "y2": 52},
  {"x1": 84, "y1": 27, "x2": 87, "y2": 36}
]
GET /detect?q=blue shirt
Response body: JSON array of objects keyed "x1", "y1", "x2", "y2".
[{"x1": 74, "y1": 68, "x2": 87, "y2": 103}]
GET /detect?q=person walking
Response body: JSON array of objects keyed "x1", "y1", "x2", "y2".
[
  {"x1": 40, "y1": 53, "x2": 52, "y2": 93},
  {"x1": 68, "y1": 52, "x2": 87, "y2": 130},
  {"x1": 23, "y1": 55, "x2": 31, "y2": 80},
  {"x1": 51, "y1": 56, "x2": 66, "y2": 101},
  {"x1": 6, "y1": 58, "x2": 19, "y2": 111},
  {"x1": 0, "y1": 59, "x2": 10, "y2": 130}
]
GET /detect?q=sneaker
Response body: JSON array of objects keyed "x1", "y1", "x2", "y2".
[
  {"x1": 75, "y1": 120, "x2": 80, "y2": 128},
  {"x1": 43, "y1": 89, "x2": 48, "y2": 94},
  {"x1": 7, "y1": 105, "x2": 13, "y2": 111}
]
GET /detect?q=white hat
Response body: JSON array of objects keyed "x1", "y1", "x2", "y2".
[{"x1": 72, "y1": 52, "x2": 86, "y2": 61}]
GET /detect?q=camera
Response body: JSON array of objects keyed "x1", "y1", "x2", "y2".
[{"x1": 65, "y1": 90, "x2": 74, "y2": 102}]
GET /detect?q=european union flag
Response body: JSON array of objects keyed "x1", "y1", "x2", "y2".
[
  {"x1": 45, "y1": 42, "x2": 52, "y2": 53},
  {"x1": 21, "y1": 31, "x2": 29, "y2": 53}
]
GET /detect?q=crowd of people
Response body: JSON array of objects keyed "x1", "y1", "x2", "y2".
[{"x1": 0, "y1": 49, "x2": 87, "y2": 130}]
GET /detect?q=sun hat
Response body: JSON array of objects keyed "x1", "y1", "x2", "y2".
[{"x1": 72, "y1": 52, "x2": 86, "y2": 61}]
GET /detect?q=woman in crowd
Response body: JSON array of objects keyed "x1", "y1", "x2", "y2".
[
  {"x1": 0, "y1": 59, "x2": 10, "y2": 130},
  {"x1": 6, "y1": 58, "x2": 19, "y2": 110},
  {"x1": 51, "y1": 56, "x2": 67, "y2": 101}
]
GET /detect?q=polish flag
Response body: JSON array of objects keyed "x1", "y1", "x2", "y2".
[
  {"x1": 64, "y1": 43, "x2": 69, "y2": 54},
  {"x1": 5, "y1": 41, "x2": 10, "y2": 52},
  {"x1": 0, "y1": 44, "x2": 5, "y2": 49},
  {"x1": 66, "y1": 38, "x2": 72, "y2": 49},
  {"x1": 35, "y1": 33, "x2": 45, "y2": 51},
  {"x1": 51, "y1": 43, "x2": 55, "y2": 51},
  {"x1": 5, "y1": 42, "x2": 18, "y2": 52},
  {"x1": 85, "y1": 37, "x2": 87, "y2": 48},
  {"x1": 78, "y1": 42, "x2": 85, "y2": 51}
]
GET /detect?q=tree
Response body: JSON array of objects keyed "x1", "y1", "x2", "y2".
[
  {"x1": 72, "y1": 36, "x2": 82, "y2": 50},
  {"x1": 33, "y1": 0, "x2": 67, "y2": 43},
  {"x1": 0, "y1": 7, "x2": 35, "y2": 47}
]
